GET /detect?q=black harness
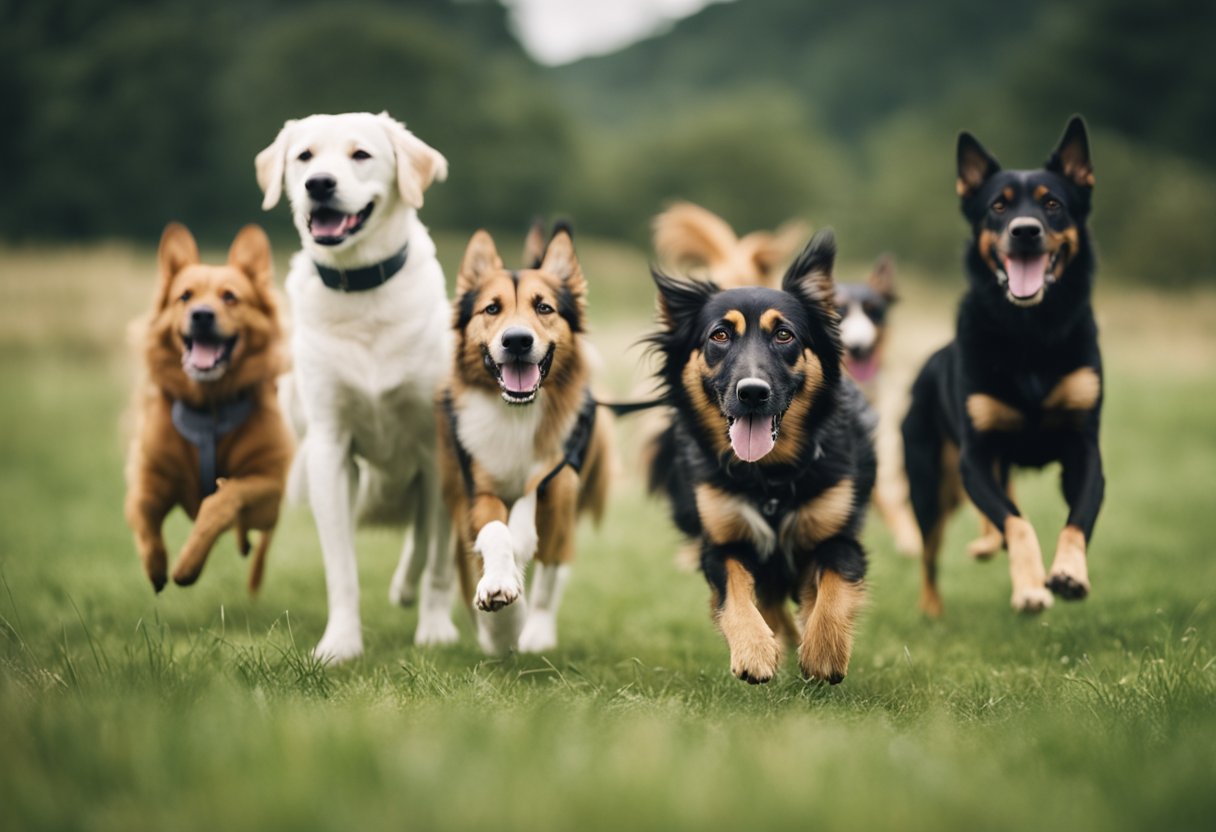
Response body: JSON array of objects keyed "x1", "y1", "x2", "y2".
[
  {"x1": 171, "y1": 396, "x2": 255, "y2": 498},
  {"x1": 313, "y1": 243, "x2": 409, "y2": 292}
]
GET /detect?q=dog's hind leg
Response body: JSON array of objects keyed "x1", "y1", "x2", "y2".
[
  {"x1": 966, "y1": 463, "x2": 1014, "y2": 560},
  {"x1": 411, "y1": 471, "x2": 459, "y2": 646},
  {"x1": 1048, "y1": 435, "x2": 1104, "y2": 600},
  {"x1": 903, "y1": 398, "x2": 958, "y2": 618}
]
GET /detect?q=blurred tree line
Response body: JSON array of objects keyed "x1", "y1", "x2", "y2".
[{"x1": 3, "y1": 0, "x2": 1213, "y2": 282}]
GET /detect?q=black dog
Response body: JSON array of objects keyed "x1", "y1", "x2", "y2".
[
  {"x1": 648, "y1": 229, "x2": 876, "y2": 684},
  {"x1": 902, "y1": 116, "x2": 1104, "y2": 617}
]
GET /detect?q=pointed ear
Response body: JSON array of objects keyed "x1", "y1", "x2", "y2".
[
  {"x1": 652, "y1": 268, "x2": 716, "y2": 335},
  {"x1": 1046, "y1": 115, "x2": 1094, "y2": 189},
  {"x1": 868, "y1": 253, "x2": 897, "y2": 301},
  {"x1": 457, "y1": 230, "x2": 502, "y2": 295},
  {"x1": 228, "y1": 224, "x2": 273, "y2": 289},
  {"x1": 540, "y1": 224, "x2": 583, "y2": 284},
  {"x1": 155, "y1": 223, "x2": 199, "y2": 309},
  {"x1": 781, "y1": 228, "x2": 837, "y2": 313},
  {"x1": 957, "y1": 131, "x2": 1000, "y2": 198},
  {"x1": 379, "y1": 112, "x2": 448, "y2": 210},
  {"x1": 255, "y1": 119, "x2": 296, "y2": 211},
  {"x1": 522, "y1": 219, "x2": 546, "y2": 269}
]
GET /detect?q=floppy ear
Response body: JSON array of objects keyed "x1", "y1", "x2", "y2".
[
  {"x1": 255, "y1": 119, "x2": 296, "y2": 211},
  {"x1": 155, "y1": 223, "x2": 199, "y2": 310},
  {"x1": 868, "y1": 253, "x2": 897, "y2": 301},
  {"x1": 1046, "y1": 115, "x2": 1094, "y2": 189},
  {"x1": 228, "y1": 224, "x2": 274, "y2": 290},
  {"x1": 956, "y1": 131, "x2": 1001, "y2": 198},
  {"x1": 522, "y1": 219, "x2": 547, "y2": 269},
  {"x1": 457, "y1": 230, "x2": 502, "y2": 296},
  {"x1": 379, "y1": 112, "x2": 448, "y2": 210}
]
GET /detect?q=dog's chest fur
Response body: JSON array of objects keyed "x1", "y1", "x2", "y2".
[{"x1": 455, "y1": 389, "x2": 566, "y2": 503}]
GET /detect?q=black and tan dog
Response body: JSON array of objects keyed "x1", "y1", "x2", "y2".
[
  {"x1": 648, "y1": 229, "x2": 876, "y2": 684},
  {"x1": 437, "y1": 223, "x2": 611, "y2": 655},
  {"x1": 902, "y1": 116, "x2": 1104, "y2": 616}
]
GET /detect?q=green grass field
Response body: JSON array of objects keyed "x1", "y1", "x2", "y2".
[{"x1": 1, "y1": 240, "x2": 1214, "y2": 831}]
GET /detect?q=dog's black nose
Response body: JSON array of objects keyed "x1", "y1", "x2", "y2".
[
  {"x1": 190, "y1": 307, "x2": 216, "y2": 330},
  {"x1": 1009, "y1": 219, "x2": 1042, "y2": 239},
  {"x1": 736, "y1": 378, "x2": 771, "y2": 407},
  {"x1": 501, "y1": 327, "x2": 534, "y2": 357},
  {"x1": 305, "y1": 175, "x2": 337, "y2": 201}
]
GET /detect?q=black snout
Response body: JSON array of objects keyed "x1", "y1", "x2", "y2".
[
  {"x1": 501, "y1": 327, "x2": 535, "y2": 357},
  {"x1": 1009, "y1": 219, "x2": 1043, "y2": 240},
  {"x1": 305, "y1": 174, "x2": 337, "y2": 201},
  {"x1": 190, "y1": 306, "x2": 216, "y2": 332},
  {"x1": 736, "y1": 378, "x2": 772, "y2": 410}
]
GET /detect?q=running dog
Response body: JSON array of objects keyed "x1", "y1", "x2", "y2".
[
  {"x1": 902, "y1": 116, "x2": 1104, "y2": 616},
  {"x1": 437, "y1": 224, "x2": 611, "y2": 655},
  {"x1": 255, "y1": 111, "x2": 457, "y2": 661},
  {"x1": 648, "y1": 229, "x2": 876, "y2": 684},
  {"x1": 125, "y1": 223, "x2": 292, "y2": 594}
]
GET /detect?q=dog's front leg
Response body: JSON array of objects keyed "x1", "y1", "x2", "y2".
[
  {"x1": 171, "y1": 475, "x2": 282, "y2": 588},
  {"x1": 470, "y1": 494, "x2": 526, "y2": 654},
  {"x1": 704, "y1": 548, "x2": 780, "y2": 684},
  {"x1": 125, "y1": 474, "x2": 173, "y2": 593},
  {"x1": 411, "y1": 467, "x2": 459, "y2": 646},
  {"x1": 797, "y1": 538, "x2": 866, "y2": 684},
  {"x1": 306, "y1": 430, "x2": 364, "y2": 663},
  {"x1": 1049, "y1": 434, "x2": 1104, "y2": 600}
]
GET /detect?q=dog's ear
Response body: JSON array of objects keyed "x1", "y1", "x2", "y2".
[
  {"x1": 540, "y1": 225, "x2": 586, "y2": 332},
  {"x1": 1046, "y1": 115, "x2": 1094, "y2": 190},
  {"x1": 868, "y1": 253, "x2": 897, "y2": 302},
  {"x1": 782, "y1": 228, "x2": 837, "y2": 313},
  {"x1": 457, "y1": 230, "x2": 502, "y2": 296},
  {"x1": 255, "y1": 119, "x2": 296, "y2": 211},
  {"x1": 652, "y1": 268, "x2": 716, "y2": 338},
  {"x1": 379, "y1": 112, "x2": 448, "y2": 210},
  {"x1": 228, "y1": 224, "x2": 274, "y2": 292},
  {"x1": 522, "y1": 219, "x2": 547, "y2": 269},
  {"x1": 155, "y1": 223, "x2": 199, "y2": 309},
  {"x1": 956, "y1": 131, "x2": 1001, "y2": 198},
  {"x1": 746, "y1": 218, "x2": 812, "y2": 279}
]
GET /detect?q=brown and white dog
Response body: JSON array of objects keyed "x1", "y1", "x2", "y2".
[
  {"x1": 437, "y1": 224, "x2": 611, "y2": 654},
  {"x1": 125, "y1": 223, "x2": 292, "y2": 593}
]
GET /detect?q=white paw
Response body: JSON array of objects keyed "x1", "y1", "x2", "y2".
[
  {"x1": 475, "y1": 568, "x2": 523, "y2": 612},
  {"x1": 477, "y1": 605, "x2": 526, "y2": 655},
  {"x1": 313, "y1": 622, "x2": 363, "y2": 664},
  {"x1": 414, "y1": 610, "x2": 460, "y2": 646},
  {"x1": 517, "y1": 611, "x2": 558, "y2": 653},
  {"x1": 1011, "y1": 585, "x2": 1054, "y2": 614}
]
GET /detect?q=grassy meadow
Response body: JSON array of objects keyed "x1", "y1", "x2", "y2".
[{"x1": 1, "y1": 238, "x2": 1214, "y2": 831}]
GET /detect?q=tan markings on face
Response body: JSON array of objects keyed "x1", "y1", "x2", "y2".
[
  {"x1": 695, "y1": 484, "x2": 775, "y2": 556},
  {"x1": 779, "y1": 478, "x2": 855, "y2": 550},
  {"x1": 978, "y1": 228, "x2": 1002, "y2": 274},
  {"x1": 1045, "y1": 226, "x2": 1080, "y2": 277},
  {"x1": 716, "y1": 559, "x2": 781, "y2": 682},
  {"x1": 759, "y1": 308, "x2": 783, "y2": 334},
  {"x1": 169, "y1": 266, "x2": 259, "y2": 340},
  {"x1": 682, "y1": 349, "x2": 730, "y2": 457},
  {"x1": 1002, "y1": 185, "x2": 1015, "y2": 202},
  {"x1": 762, "y1": 348, "x2": 824, "y2": 466},
  {"x1": 1043, "y1": 367, "x2": 1100, "y2": 411},
  {"x1": 966, "y1": 393, "x2": 1025, "y2": 432},
  {"x1": 723, "y1": 309, "x2": 746, "y2": 336},
  {"x1": 798, "y1": 568, "x2": 864, "y2": 683},
  {"x1": 457, "y1": 270, "x2": 571, "y2": 387},
  {"x1": 1033, "y1": 185, "x2": 1049, "y2": 201}
]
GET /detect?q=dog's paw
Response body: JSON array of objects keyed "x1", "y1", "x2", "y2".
[
  {"x1": 1048, "y1": 528, "x2": 1090, "y2": 600},
  {"x1": 798, "y1": 634, "x2": 850, "y2": 685},
  {"x1": 918, "y1": 587, "x2": 944, "y2": 619},
  {"x1": 414, "y1": 611, "x2": 459, "y2": 646},
  {"x1": 1047, "y1": 570, "x2": 1090, "y2": 600},
  {"x1": 729, "y1": 633, "x2": 781, "y2": 684},
  {"x1": 966, "y1": 531, "x2": 1003, "y2": 561},
  {"x1": 1010, "y1": 585, "x2": 1054, "y2": 614},
  {"x1": 313, "y1": 624, "x2": 363, "y2": 664},
  {"x1": 388, "y1": 569, "x2": 418, "y2": 607},
  {"x1": 517, "y1": 611, "x2": 558, "y2": 654},
  {"x1": 475, "y1": 569, "x2": 523, "y2": 612}
]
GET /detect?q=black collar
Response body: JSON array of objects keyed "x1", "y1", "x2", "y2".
[
  {"x1": 313, "y1": 243, "x2": 409, "y2": 292},
  {"x1": 171, "y1": 395, "x2": 255, "y2": 498}
]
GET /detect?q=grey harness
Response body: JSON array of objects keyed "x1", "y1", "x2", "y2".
[{"x1": 171, "y1": 396, "x2": 255, "y2": 498}]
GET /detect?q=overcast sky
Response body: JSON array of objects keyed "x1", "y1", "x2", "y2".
[{"x1": 502, "y1": 0, "x2": 731, "y2": 66}]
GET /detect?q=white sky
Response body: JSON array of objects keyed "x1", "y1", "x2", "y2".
[{"x1": 502, "y1": 0, "x2": 731, "y2": 66}]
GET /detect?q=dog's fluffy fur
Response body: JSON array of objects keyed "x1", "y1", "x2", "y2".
[
  {"x1": 902, "y1": 116, "x2": 1105, "y2": 616},
  {"x1": 437, "y1": 224, "x2": 611, "y2": 655},
  {"x1": 256, "y1": 111, "x2": 457, "y2": 661},
  {"x1": 125, "y1": 223, "x2": 292, "y2": 593},
  {"x1": 648, "y1": 229, "x2": 876, "y2": 684}
]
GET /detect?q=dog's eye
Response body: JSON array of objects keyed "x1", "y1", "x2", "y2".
[
  {"x1": 709, "y1": 328, "x2": 730, "y2": 344},
  {"x1": 1044, "y1": 197, "x2": 1062, "y2": 211},
  {"x1": 484, "y1": 303, "x2": 500, "y2": 316},
  {"x1": 991, "y1": 199, "x2": 1007, "y2": 214},
  {"x1": 351, "y1": 149, "x2": 371, "y2": 161},
  {"x1": 773, "y1": 327, "x2": 795, "y2": 345},
  {"x1": 536, "y1": 301, "x2": 555, "y2": 315},
  {"x1": 178, "y1": 290, "x2": 193, "y2": 303},
  {"x1": 297, "y1": 150, "x2": 313, "y2": 162},
  {"x1": 221, "y1": 290, "x2": 238, "y2": 305}
]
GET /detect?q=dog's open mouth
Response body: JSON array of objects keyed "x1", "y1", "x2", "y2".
[
  {"x1": 309, "y1": 202, "x2": 374, "y2": 246},
  {"x1": 998, "y1": 250, "x2": 1061, "y2": 306},
  {"x1": 483, "y1": 344, "x2": 555, "y2": 404},
  {"x1": 181, "y1": 334, "x2": 237, "y2": 381},
  {"x1": 845, "y1": 347, "x2": 878, "y2": 383},
  {"x1": 727, "y1": 414, "x2": 782, "y2": 463}
]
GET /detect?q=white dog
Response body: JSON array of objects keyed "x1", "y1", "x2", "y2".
[{"x1": 256, "y1": 111, "x2": 458, "y2": 662}]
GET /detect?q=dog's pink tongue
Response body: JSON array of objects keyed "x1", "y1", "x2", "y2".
[
  {"x1": 1004, "y1": 254, "x2": 1048, "y2": 299},
  {"x1": 501, "y1": 361, "x2": 541, "y2": 394},
  {"x1": 311, "y1": 212, "x2": 348, "y2": 237},
  {"x1": 729, "y1": 416, "x2": 776, "y2": 462},
  {"x1": 847, "y1": 355, "x2": 878, "y2": 383},
  {"x1": 187, "y1": 341, "x2": 222, "y2": 370}
]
